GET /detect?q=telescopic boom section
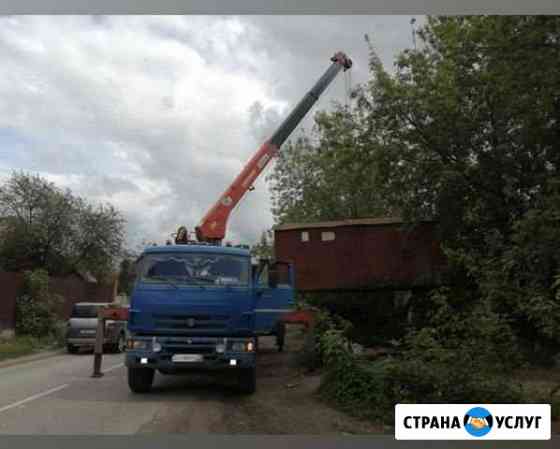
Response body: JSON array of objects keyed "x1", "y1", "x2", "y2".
[{"x1": 193, "y1": 51, "x2": 352, "y2": 244}]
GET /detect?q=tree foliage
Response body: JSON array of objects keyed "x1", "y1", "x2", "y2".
[
  {"x1": 0, "y1": 172, "x2": 126, "y2": 280},
  {"x1": 15, "y1": 269, "x2": 64, "y2": 338},
  {"x1": 312, "y1": 308, "x2": 524, "y2": 423},
  {"x1": 267, "y1": 107, "x2": 386, "y2": 224},
  {"x1": 270, "y1": 16, "x2": 560, "y2": 358},
  {"x1": 118, "y1": 258, "x2": 135, "y2": 296},
  {"x1": 250, "y1": 230, "x2": 274, "y2": 260}
]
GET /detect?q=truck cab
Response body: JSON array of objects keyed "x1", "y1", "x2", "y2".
[{"x1": 125, "y1": 244, "x2": 294, "y2": 394}]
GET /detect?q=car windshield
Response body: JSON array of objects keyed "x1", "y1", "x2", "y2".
[
  {"x1": 71, "y1": 305, "x2": 104, "y2": 318},
  {"x1": 137, "y1": 253, "x2": 250, "y2": 287}
]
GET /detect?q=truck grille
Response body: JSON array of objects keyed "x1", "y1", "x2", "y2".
[
  {"x1": 159, "y1": 337, "x2": 219, "y2": 355},
  {"x1": 152, "y1": 314, "x2": 230, "y2": 331},
  {"x1": 164, "y1": 340, "x2": 216, "y2": 354}
]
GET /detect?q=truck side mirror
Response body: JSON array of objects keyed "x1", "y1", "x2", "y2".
[{"x1": 268, "y1": 269, "x2": 278, "y2": 289}]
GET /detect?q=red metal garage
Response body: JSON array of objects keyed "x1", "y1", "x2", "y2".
[{"x1": 273, "y1": 217, "x2": 446, "y2": 292}]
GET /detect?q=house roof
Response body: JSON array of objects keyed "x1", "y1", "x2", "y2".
[{"x1": 274, "y1": 217, "x2": 435, "y2": 231}]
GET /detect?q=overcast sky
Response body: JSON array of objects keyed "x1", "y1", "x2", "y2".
[{"x1": 0, "y1": 15, "x2": 421, "y2": 250}]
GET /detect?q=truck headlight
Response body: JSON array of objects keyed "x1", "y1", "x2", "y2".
[{"x1": 127, "y1": 339, "x2": 148, "y2": 350}]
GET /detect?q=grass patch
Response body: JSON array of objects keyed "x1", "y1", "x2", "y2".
[{"x1": 0, "y1": 335, "x2": 62, "y2": 362}]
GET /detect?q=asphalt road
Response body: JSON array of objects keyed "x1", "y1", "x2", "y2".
[
  {"x1": 0, "y1": 335, "x2": 380, "y2": 435},
  {"x1": 0, "y1": 346, "x2": 253, "y2": 434}
]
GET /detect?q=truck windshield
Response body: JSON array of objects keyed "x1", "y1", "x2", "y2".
[{"x1": 138, "y1": 253, "x2": 250, "y2": 287}]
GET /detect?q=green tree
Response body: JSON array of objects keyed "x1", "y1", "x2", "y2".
[
  {"x1": 118, "y1": 258, "x2": 134, "y2": 296},
  {"x1": 0, "y1": 173, "x2": 75, "y2": 272},
  {"x1": 270, "y1": 16, "x2": 560, "y2": 359},
  {"x1": 0, "y1": 172, "x2": 126, "y2": 280},
  {"x1": 15, "y1": 269, "x2": 64, "y2": 338},
  {"x1": 70, "y1": 198, "x2": 125, "y2": 282},
  {"x1": 267, "y1": 106, "x2": 386, "y2": 225},
  {"x1": 250, "y1": 230, "x2": 274, "y2": 260},
  {"x1": 357, "y1": 16, "x2": 560, "y2": 352},
  {"x1": 360, "y1": 16, "x2": 560, "y2": 245}
]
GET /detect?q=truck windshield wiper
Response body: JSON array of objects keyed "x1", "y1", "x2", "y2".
[{"x1": 147, "y1": 275, "x2": 179, "y2": 289}]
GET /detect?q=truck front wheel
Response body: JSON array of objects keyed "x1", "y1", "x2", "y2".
[
  {"x1": 238, "y1": 367, "x2": 257, "y2": 395},
  {"x1": 128, "y1": 367, "x2": 154, "y2": 393}
]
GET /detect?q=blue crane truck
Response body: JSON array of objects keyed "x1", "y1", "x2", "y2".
[
  {"x1": 124, "y1": 52, "x2": 352, "y2": 394},
  {"x1": 125, "y1": 244, "x2": 293, "y2": 393}
]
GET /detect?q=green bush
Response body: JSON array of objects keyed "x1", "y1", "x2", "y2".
[
  {"x1": 296, "y1": 309, "x2": 353, "y2": 371},
  {"x1": 383, "y1": 333, "x2": 525, "y2": 405},
  {"x1": 50, "y1": 320, "x2": 68, "y2": 347},
  {"x1": 385, "y1": 288, "x2": 526, "y2": 406},
  {"x1": 317, "y1": 328, "x2": 392, "y2": 421},
  {"x1": 312, "y1": 289, "x2": 528, "y2": 424},
  {"x1": 15, "y1": 270, "x2": 64, "y2": 339},
  {"x1": 315, "y1": 326, "x2": 525, "y2": 424}
]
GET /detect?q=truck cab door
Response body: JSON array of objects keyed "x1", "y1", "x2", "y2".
[{"x1": 253, "y1": 261, "x2": 294, "y2": 336}]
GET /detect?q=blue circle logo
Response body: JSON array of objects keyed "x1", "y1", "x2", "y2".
[{"x1": 464, "y1": 407, "x2": 493, "y2": 437}]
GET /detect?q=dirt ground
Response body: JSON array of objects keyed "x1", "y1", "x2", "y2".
[{"x1": 137, "y1": 327, "x2": 382, "y2": 434}]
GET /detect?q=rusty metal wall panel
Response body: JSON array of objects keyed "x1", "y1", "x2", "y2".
[
  {"x1": 274, "y1": 222, "x2": 446, "y2": 291},
  {"x1": 0, "y1": 272, "x2": 23, "y2": 332},
  {"x1": 0, "y1": 272, "x2": 117, "y2": 330},
  {"x1": 50, "y1": 276, "x2": 114, "y2": 319}
]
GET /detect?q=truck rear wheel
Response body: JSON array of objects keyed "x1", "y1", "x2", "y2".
[
  {"x1": 128, "y1": 367, "x2": 154, "y2": 393},
  {"x1": 238, "y1": 367, "x2": 257, "y2": 395}
]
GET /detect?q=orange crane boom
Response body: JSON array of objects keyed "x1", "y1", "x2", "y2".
[{"x1": 176, "y1": 51, "x2": 352, "y2": 245}]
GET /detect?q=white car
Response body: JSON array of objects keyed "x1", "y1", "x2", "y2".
[{"x1": 65, "y1": 302, "x2": 128, "y2": 354}]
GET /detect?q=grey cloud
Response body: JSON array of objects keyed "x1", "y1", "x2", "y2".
[
  {"x1": 81, "y1": 175, "x2": 140, "y2": 197},
  {"x1": 248, "y1": 101, "x2": 282, "y2": 143},
  {"x1": 0, "y1": 15, "x2": 421, "y2": 250}
]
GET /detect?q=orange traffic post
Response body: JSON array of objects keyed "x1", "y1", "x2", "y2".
[
  {"x1": 91, "y1": 305, "x2": 129, "y2": 378},
  {"x1": 91, "y1": 310, "x2": 105, "y2": 378}
]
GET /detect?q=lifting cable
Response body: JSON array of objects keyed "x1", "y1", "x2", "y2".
[{"x1": 344, "y1": 69, "x2": 353, "y2": 109}]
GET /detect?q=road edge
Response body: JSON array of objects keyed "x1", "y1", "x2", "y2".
[{"x1": 0, "y1": 348, "x2": 66, "y2": 370}]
